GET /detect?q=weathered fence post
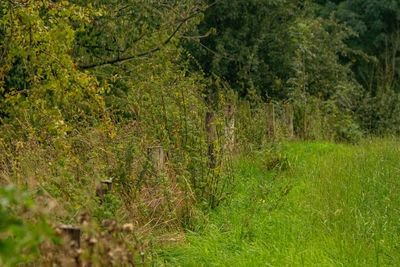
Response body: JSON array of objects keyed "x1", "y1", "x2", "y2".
[
  {"x1": 58, "y1": 224, "x2": 81, "y2": 265},
  {"x1": 96, "y1": 178, "x2": 113, "y2": 204},
  {"x1": 58, "y1": 225, "x2": 81, "y2": 248},
  {"x1": 147, "y1": 146, "x2": 165, "y2": 172},
  {"x1": 205, "y1": 111, "x2": 216, "y2": 168},
  {"x1": 101, "y1": 179, "x2": 113, "y2": 191},
  {"x1": 284, "y1": 103, "x2": 294, "y2": 138},
  {"x1": 224, "y1": 104, "x2": 235, "y2": 153},
  {"x1": 266, "y1": 103, "x2": 275, "y2": 139},
  {"x1": 302, "y1": 106, "x2": 309, "y2": 140}
]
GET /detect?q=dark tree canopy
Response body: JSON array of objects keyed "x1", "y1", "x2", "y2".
[{"x1": 184, "y1": 0, "x2": 299, "y2": 99}]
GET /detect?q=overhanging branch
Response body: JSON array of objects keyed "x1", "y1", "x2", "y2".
[{"x1": 80, "y1": 12, "x2": 199, "y2": 69}]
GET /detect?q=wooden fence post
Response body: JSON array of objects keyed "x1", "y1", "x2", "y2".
[
  {"x1": 96, "y1": 178, "x2": 113, "y2": 204},
  {"x1": 205, "y1": 111, "x2": 216, "y2": 168},
  {"x1": 224, "y1": 105, "x2": 235, "y2": 153},
  {"x1": 303, "y1": 105, "x2": 309, "y2": 140},
  {"x1": 58, "y1": 225, "x2": 81, "y2": 248},
  {"x1": 147, "y1": 146, "x2": 165, "y2": 172},
  {"x1": 101, "y1": 179, "x2": 113, "y2": 191},
  {"x1": 266, "y1": 103, "x2": 275, "y2": 139},
  {"x1": 284, "y1": 103, "x2": 294, "y2": 138}
]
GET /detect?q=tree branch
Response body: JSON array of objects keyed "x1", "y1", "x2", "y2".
[{"x1": 80, "y1": 12, "x2": 199, "y2": 69}]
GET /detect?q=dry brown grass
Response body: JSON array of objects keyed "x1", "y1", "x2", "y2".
[{"x1": 0, "y1": 120, "x2": 204, "y2": 265}]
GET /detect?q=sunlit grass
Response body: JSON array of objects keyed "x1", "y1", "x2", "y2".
[{"x1": 156, "y1": 138, "x2": 400, "y2": 266}]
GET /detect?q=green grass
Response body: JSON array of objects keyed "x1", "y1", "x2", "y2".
[{"x1": 157, "y1": 139, "x2": 400, "y2": 266}]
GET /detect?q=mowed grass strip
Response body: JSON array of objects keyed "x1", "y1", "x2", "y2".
[{"x1": 157, "y1": 139, "x2": 400, "y2": 266}]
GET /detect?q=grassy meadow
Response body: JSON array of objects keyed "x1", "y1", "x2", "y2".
[{"x1": 157, "y1": 139, "x2": 400, "y2": 266}]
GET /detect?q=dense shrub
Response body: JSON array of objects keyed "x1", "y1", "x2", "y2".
[{"x1": 0, "y1": 185, "x2": 52, "y2": 266}]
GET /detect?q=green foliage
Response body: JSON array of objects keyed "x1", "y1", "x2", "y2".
[
  {"x1": 288, "y1": 14, "x2": 357, "y2": 98},
  {"x1": 0, "y1": 185, "x2": 52, "y2": 266},
  {"x1": 185, "y1": 0, "x2": 365, "y2": 139},
  {"x1": 73, "y1": 0, "x2": 206, "y2": 72},
  {"x1": 1, "y1": 4, "x2": 232, "y2": 258},
  {"x1": 70, "y1": 0, "x2": 233, "y2": 210},
  {"x1": 315, "y1": 0, "x2": 400, "y2": 134},
  {"x1": 93, "y1": 193, "x2": 123, "y2": 221},
  {"x1": 0, "y1": 0, "x2": 111, "y2": 143},
  {"x1": 185, "y1": 0, "x2": 299, "y2": 98},
  {"x1": 355, "y1": 89, "x2": 400, "y2": 134},
  {"x1": 285, "y1": 8, "x2": 364, "y2": 141},
  {"x1": 3, "y1": 0, "x2": 400, "y2": 263}
]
